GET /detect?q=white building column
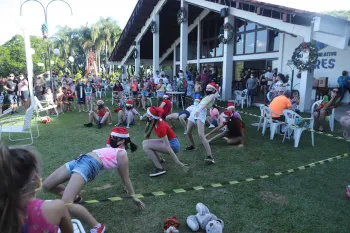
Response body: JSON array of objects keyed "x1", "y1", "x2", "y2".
[
  {"x1": 196, "y1": 21, "x2": 201, "y2": 72},
  {"x1": 23, "y1": 29, "x2": 35, "y2": 105},
  {"x1": 221, "y1": 15, "x2": 234, "y2": 101},
  {"x1": 121, "y1": 65, "x2": 127, "y2": 80},
  {"x1": 153, "y1": 14, "x2": 160, "y2": 74},
  {"x1": 134, "y1": 42, "x2": 140, "y2": 76},
  {"x1": 179, "y1": 0, "x2": 188, "y2": 71},
  {"x1": 173, "y1": 48, "x2": 177, "y2": 76},
  {"x1": 299, "y1": 32, "x2": 314, "y2": 112}
]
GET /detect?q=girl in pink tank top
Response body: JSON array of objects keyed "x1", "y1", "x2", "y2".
[
  {"x1": 43, "y1": 127, "x2": 145, "y2": 233},
  {"x1": 0, "y1": 145, "x2": 73, "y2": 233}
]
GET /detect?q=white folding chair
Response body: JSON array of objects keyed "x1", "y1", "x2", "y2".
[
  {"x1": 0, "y1": 105, "x2": 39, "y2": 146},
  {"x1": 257, "y1": 104, "x2": 265, "y2": 131},
  {"x1": 311, "y1": 100, "x2": 335, "y2": 132},
  {"x1": 34, "y1": 96, "x2": 58, "y2": 118},
  {"x1": 58, "y1": 219, "x2": 86, "y2": 233},
  {"x1": 261, "y1": 106, "x2": 285, "y2": 140},
  {"x1": 282, "y1": 110, "x2": 314, "y2": 147},
  {"x1": 233, "y1": 89, "x2": 249, "y2": 108}
]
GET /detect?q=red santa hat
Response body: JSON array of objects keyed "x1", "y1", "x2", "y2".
[
  {"x1": 147, "y1": 106, "x2": 163, "y2": 119},
  {"x1": 110, "y1": 127, "x2": 130, "y2": 138},
  {"x1": 227, "y1": 103, "x2": 235, "y2": 110},
  {"x1": 126, "y1": 99, "x2": 133, "y2": 106},
  {"x1": 206, "y1": 82, "x2": 219, "y2": 90},
  {"x1": 222, "y1": 110, "x2": 231, "y2": 118}
]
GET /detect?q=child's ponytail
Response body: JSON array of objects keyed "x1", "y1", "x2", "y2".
[
  {"x1": 129, "y1": 141, "x2": 138, "y2": 152},
  {"x1": 0, "y1": 145, "x2": 39, "y2": 233}
]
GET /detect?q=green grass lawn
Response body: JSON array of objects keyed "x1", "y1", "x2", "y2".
[{"x1": 1, "y1": 97, "x2": 350, "y2": 233}]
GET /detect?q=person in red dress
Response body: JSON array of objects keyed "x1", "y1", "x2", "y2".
[
  {"x1": 142, "y1": 106, "x2": 188, "y2": 177},
  {"x1": 158, "y1": 94, "x2": 172, "y2": 119}
]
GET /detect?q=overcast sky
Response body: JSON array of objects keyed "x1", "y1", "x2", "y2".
[{"x1": 0, "y1": 0, "x2": 349, "y2": 45}]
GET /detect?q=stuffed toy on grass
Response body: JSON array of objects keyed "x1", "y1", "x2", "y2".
[
  {"x1": 40, "y1": 116, "x2": 51, "y2": 124},
  {"x1": 186, "y1": 203, "x2": 224, "y2": 232},
  {"x1": 163, "y1": 216, "x2": 180, "y2": 233},
  {"x1": 206, "y1": 219, "x2": 224, "y2": 233}
]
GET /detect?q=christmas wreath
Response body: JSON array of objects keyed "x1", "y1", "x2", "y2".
[
  {"x1": 132, "y1": 48, "x2": 138, "y2": 59},
  {"x1": 177, "y1": 7, "x2": 187, "y2": 24},
  {"x1": 291, "y1": 42, "x2": 318, "y2": 71},
  {"x1": 150, "y1": 20, "x2": 156, "y2": 33},
  {"x1": 218, "y1": 23, "x2": 234, "y2": 44}
]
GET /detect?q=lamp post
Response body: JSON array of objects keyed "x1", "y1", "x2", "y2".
[
  {"x1": 69, "y1": 56, "x2": 74, "y2": 75},
  {"x1": 20, "y1": 0, "x2": 73, "y2": 92}
]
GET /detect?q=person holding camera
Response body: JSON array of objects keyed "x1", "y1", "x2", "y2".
[{"x1": 3, "y1": 73, "x2": 18, "y2": 114}]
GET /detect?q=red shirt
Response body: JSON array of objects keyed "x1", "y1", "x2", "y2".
[
  {"x1": 154, "y1": 120, "x2": 176, "y2": 140},
  {"x1": 98, "y1": 108, "x2": 107, "y2": 117},
  {"x1": 162, "y1": 99, "x2": 172, "y2": 117}
]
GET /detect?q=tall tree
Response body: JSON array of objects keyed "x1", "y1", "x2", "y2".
[{"x1": 324, "y1": 10, "x2": 350, "y2": 20}]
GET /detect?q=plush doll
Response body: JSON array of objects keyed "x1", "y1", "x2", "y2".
[
  {"x1": 40, "y1": 116, "x2": 51, "y2": 124},
  {"x1": 187, "y1": 203, "x2": 218, "y2": 231},
  {"x1": 163, "y1": 216, "x2": 180, "y2": 233},
  {"x1": 206, "y1": 219, "x2": 224, "y2": 233}
]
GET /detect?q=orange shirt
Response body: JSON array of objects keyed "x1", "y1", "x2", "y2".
[{"x1": 269, "y1": 95, "x2": 292, "y2": 118}]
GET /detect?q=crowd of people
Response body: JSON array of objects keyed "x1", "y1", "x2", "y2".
[{"x1": 0, "y1": 66, "x2": 349, "y2": 233}]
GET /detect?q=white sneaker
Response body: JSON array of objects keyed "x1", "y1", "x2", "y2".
[
  {"x1": 140, "y1": 115, "x2": 143, "y2": 121},
  {"x1": 208, "y1": 124, "x2": 215, "y2": 129},
  {"x1": 114, "y1": 122, "x2": 121, "y2": 126},
  {"x1": 184, "y1": 130, "x2": 187, "y2": 135},
  {"x1": 126, "y1": 124, "x2": 130, "y2": 129}
]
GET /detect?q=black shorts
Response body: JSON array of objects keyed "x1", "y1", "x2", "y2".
[
  {"x1": 133, "y1": 91, "x2": 138, "y2": 97},
  {"x1": 21, "y1": 91, "x2": 29, "y2": 100},
  {"x1": 7, "y1": 94, "x2": 17, "y2": 104},
  {"x1": 77, "y1": 97, "x2": 85, "y2": 104},
  {"x1": 178, "y1": 110, "x2": 190, "y2": 118}
]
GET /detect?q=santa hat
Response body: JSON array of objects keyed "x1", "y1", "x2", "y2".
[
  {"x1": 222, "y1": 110, "x2": 231, "y2": 118},
  {"x1": 194, "y1": 98, "x2": 201, "y2": 102},
  {"x1": 110, "y1": 127, "x2": 130, "y2": 138},
  {"x1": 126, "y1": 99, "x2": 133, "y2": 106},
  {"x1": 227, "y1": 103, "x2": 235, "y2": 110},
  {"x1": 147, "y1": 106, "x2": 163, "y2": 119},
  {"x1": 163, "y1": 94, "x2": 170, "y2": 99},
  {"x1": 97, "y1": 100, "x2": 104, "y2": 105},
  {"x1": 206, "y1": 82, "x2": 219, "y2": 90}
]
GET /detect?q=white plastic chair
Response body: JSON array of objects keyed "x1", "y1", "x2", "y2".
[
  {"x1": 261, "y1": 106, "x2": 285, "y2": 140},
  {"x1": 233, "y1": 90, "x2": 249, "y2": 109},
  {"x1": 257, "y1": 104, "x2": 265, "y2": 131},
  {"x1": 58, "y1": 219, "x2": 86, "y2": 233},
  {"x1": 0, "y1": 105, "x2": 39, "y2": 146},
  {"x1": 311, "y1": 100, "x2": 335, "y2": 132},
  {"x1": 34, "y1": 96, "x2": 58, "y2": 118},
  {"x1": 0, "y1": 108, "x2": 13, "y2": 118},
  {"x1": 282, "y1": 110, "x2": 314, "y2": 147}
]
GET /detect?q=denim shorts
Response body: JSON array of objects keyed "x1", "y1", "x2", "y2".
[
  {"x1": 157, "y1": 91, "x2": 165, "y2": 97},
  {"x1": 141, "y1": 90, "x2": 149, "y2": 97},
  {"x1": 193, "y1": 93, "x2": 200, "y2": 99},
  {"x1": 169, "y1": 137, "x2": 180, "y2": 153},
  {"x1": 211, "y1": 119, "x2": 218, "y2": 127},
  {"x1": 65, "y1": 154, "x2": 102, "y2": 183}
]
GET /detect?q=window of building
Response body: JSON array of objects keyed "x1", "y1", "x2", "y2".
[
  {"x1": 268, "y1": 30, "x2": 280, "y2": 52},
  {"x1": 201, "y1": 16, "x2": 224, "y2": 58},
  {"x1": 234, "y1": 18, "x2": 279, "y2": 55},
  {"x1": 256, "y1": 30, "x2": 267, "y2": 53},
  {"x1": 188, "y1": 28, "x2": 198, "y2": 60}
]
